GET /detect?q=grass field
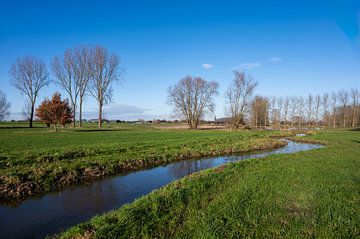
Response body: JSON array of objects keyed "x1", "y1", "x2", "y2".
[
  {"x1": 0, "y1": 124, "x2": 287, "y2": 202},
  {"x1": 59, "y1": 129, "x2": 360, "y2": 239}
]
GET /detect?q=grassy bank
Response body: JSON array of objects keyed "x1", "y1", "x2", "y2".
[
  {"x1": 59, "y1": 129, "x2": 360, "y2": 238},
  {"x1": 0, "y1": 126, "x2": 286, "y2": 202}
]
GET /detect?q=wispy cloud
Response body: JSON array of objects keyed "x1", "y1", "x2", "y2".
[
  {"x1": 85, "y1": 103, "x2": 151, "y2": 120},
  {"x1": 269, "y1": 57, "x2": 282, "y2": 63},
  {"x1": 202, "y1": 63, "x2": 214, "y2": 69},
  {"x1": 239, "y1": 62, "x2": 262, "y2": 70},
  {"x1": 6, "y1": 104, "x2": 169, "y2": 121}
]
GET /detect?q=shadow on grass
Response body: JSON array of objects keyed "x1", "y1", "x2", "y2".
[
  {"x1": 349, "y1": 128, "x2": 360, "y2": 131},
  {"x1": 0, "y1": 126, "x2": 47, "y2": 129},
  {"x1": 74, "y1": 128, "x2": 127, "y2": 132}
]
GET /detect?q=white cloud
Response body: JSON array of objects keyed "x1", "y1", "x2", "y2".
[
  {"x1": 239, "y1": 62, "x2": 262, "y2": 69},
  {"x1": 269, "y1": 57, "x2": 282, "y2": 63},
  {"x1": 202, "y1": 63, "x2": 214, "y2": 69}
]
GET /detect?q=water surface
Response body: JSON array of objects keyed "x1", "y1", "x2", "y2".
[{"x1": 0, "y1": 140, "x2": 323, "y2": 238}]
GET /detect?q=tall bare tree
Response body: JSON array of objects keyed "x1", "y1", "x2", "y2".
[
  {"x1": 168, "y1": 76, "x2": 219, "y2": 129},
  {"x1": 283, "y1": 97, "x2": 289, "y2": 126},
  {"x1": 277, "y1": 97, "x2": 283, "y2": 126},
  {"x1": 88, "y1": 45, "x2": 123, "y2": 128},
  {"x1": 0, "y1": 90, "x2": 10, "y2": 120},
  {"x1": 270, "y1": 96, "x2": 277, "y2": 126},
  {"x1": 10, "y1": 56, "x2": 49, "y2": 128},
  {"x1": 73, "y1": 46, "x2": 92, "y2": 127},
  {"x1": 298, "y1": 96, "x2": 305, "y2": 126},
  {"x1": 350, "y1": 88, "x2": 359, "y2": 127},
  {"x1": 52, "y1": 49, "x2": 79, "y2": 127},
  {"x1": 321, "y1": 93, "x2": 329, "y2": 127},
  {"x1": 251, "y1": 95, "x2": 269, "y2": 128},
  {"x1": 306, "y1": 94, "x2": 313, "y2": 127},
  {"x1": 290, "y1": 96, "x2": 298, "y2": 127},
  {"x1": 338, "y1": 89, "x2": 349, "y2": 127},
  {"x1": 331, "y1": 93, "x2": 338, "y2": 128},
  {"x1": 225, "y1": 70, "x2": 257, "y2": 129},
  {"x1": 313, "y1": 94, "x2": 321, "y2": 127}
]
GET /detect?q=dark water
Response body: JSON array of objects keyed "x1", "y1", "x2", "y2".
[{"x1": 0, "y1": 140, "x2": 323, "y2": 239}]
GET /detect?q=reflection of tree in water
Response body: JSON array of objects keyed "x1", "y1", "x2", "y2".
[
  {"x1": 61, "y1": 181, "x2": 120, "y2": 215},
  {"x1": 167, "y1": 159, "x2": 216, "y2": 179}
]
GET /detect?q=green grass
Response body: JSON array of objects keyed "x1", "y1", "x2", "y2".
[
  {"x1": 59, "y1": 129, "x2": 360, "y2": 239},
  {"x1": 0, "y1": 124, "x2": 286, "y2": 201}
]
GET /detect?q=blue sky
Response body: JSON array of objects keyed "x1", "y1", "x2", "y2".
[{"x1": 1, "y1": 0, "x2": 359, "y2": 120}]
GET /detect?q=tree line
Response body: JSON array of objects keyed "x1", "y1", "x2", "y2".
[
  {"x1": 0, "y1": 45, "x2": 123, "y2": 128},
  {"x1": 167, "y1": 71, "x2": 359, "y2": 129},
  {"x1": 0, "y1": 48, "x2": 359, "y2": 130}
]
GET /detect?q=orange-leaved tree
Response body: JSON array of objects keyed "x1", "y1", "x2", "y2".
[{"x1": 36, "y1": 92, "x2": 73, "y2": 131}]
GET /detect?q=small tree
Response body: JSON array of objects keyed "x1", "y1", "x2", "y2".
[
  {"x1": 36, "y1": 93, "x2": 73, "y2": 131},
  {"x1": 0, "y1": 90, "x2": 10, "y2": 120}
]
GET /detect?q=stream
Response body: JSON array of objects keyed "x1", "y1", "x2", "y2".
[{"x1": 0, "y1": 139, "x2": 323, "y2": 238}]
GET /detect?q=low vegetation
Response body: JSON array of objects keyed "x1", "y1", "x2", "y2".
[
  {"x1": 0, "y1": 125, "x2": 287, "y2": 202},
  {"x1": 59, "y1": 129, "x2": 360, "y2": 238}
]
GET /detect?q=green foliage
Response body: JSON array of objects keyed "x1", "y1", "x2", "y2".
[{"x1": 59, "y1": 129, "x2": 360, "y2": 239}]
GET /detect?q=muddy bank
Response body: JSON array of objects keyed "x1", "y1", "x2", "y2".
[{"x1": 0, "y1": 139, "x2": 286, "y2": 204}]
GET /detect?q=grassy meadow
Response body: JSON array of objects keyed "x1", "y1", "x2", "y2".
[
  {"x1": 59, "y1": 129, "x2": 360, "y2": 239},
  {"x1": 0, "y1": 123, "x2": 287, "y2": 202}
]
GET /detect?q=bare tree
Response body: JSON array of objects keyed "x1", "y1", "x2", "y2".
[
  {"x1": 338, "y1": 89, "x2": 349, "y2": 127},
  {"x1": 290, "y1": 96, "x2": 298, "y2": 127},
  {"x1": 225, "y1": 70, "x2": 257, "y2": 129},
  {"x1": 0, "y1": 90, "x2": 10, "y2": 120},
  {"x1": 321, "y1": 93, "x2": 329, "y2": 127},
  {"x1": 10, "y1": 56, "x2": 49, "y2": 128},
  {"x1": 331, "y1": 92, "x2": 338, "y2": 128},
  {"x1": 350, "y1": 88, "x2": 359, "y2": 127},
  {"x1": 270, "y1": 96, "x2": 277, "y2": 126},
  {"x1": 88, "y1": 45, "x2": 123, "y2": 128},
  {"x1": 298, "y1": 96, "x2": 305, "y2": 126},
  {"x1": 306, "y1": 94, "x2": 313, "y2": 128},
  {"x1": 251, "y1": 95, "x2": 269, "y2": 128},
  {"x1": 52, "y1": 49, "x2": 79, "y2": 127},
  {"x1": 276, "y1": 97, "x2": 283, "y2": 126},
  {"x1": 314, "y1": 94, "x2": 321, "y2": 127},
  {"x1": 283, "y1": 97, "x2": 289, "y2": 126},
  {"x1": 73, "y1": 46, "x2": 92, "y2": 127},
  {"x1": 168, "y1": 76, "x2": 219, "y2": 129}
]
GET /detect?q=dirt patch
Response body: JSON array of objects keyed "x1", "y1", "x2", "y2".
[
  {"x1": 285, "y1": 201, "x2": 313, "y2": 218},
  {"x1": 214, "y1": 165, "x2": 227, "y2": 173},
  {"x1": 74, "y1": 229, "x2": 94, "y2": 239}
]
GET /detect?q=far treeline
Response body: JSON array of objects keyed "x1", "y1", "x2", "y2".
[
  {"x1": 0, "y1": 45, "x2": 359, "y2": 130},
  {"x1": 168, "y1": 73, "x2": 360, "y2": 130}
]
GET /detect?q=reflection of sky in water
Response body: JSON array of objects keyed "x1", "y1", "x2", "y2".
[{"x1": 0, "y1": 141, "x2": 323, "y2": 239}]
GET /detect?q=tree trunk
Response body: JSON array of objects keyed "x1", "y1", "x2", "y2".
[
  {"x1": 98, "y1": 101, "x2": 103, "y2": 128},
  {"x1": 255, "y1": 112, "x2": 258, "y2": 128},
  {"x1": 79, "y1": 97, "x2": 83, "y2": 128},
  {"x1": 30, "y1": 103, "x2": 34, "y2": 128},
  {"x1": 72, "y1": 104, "x2": 76, "y2": 128},
  {"x1": 352, "y1": 107, "x2": 356, "y2": 127}
]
